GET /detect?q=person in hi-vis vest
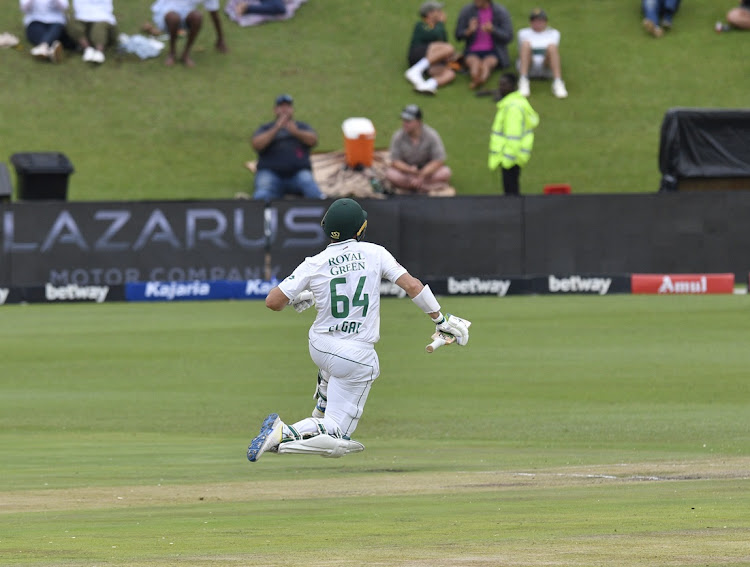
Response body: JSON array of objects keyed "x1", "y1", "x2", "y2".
[{"x1": 488, "y1": 72, "x2": 539, "y2": 195}]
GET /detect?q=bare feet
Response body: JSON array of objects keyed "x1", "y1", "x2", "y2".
[
  {"x1": 235, "y1": 2, "x2": 248, "y2": 17},
  {"x1": 181, "y1": 55, "x2": 195, "y2": 67},
  {"x1": 141, "y1": 21, "x2": 161, "y2": 36},
  {"x1": 165, "y1": 53, "x2": 176, "y2": 66}
]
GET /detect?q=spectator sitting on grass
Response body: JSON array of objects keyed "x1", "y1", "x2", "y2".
[
  {"x1": 386, "y1": 104, "x2": 453, "y2": 196},
  {"x1": 149, "y1": 0, "x2": 228, "y2": 67},
  {"x1": 251, "y1": 94, "x2": 324, "y2": 202},
  {"x1": 516, "y1": 8, "x2": 567, "y2": 99},
  {"x1": 20, "y1": 0, "x2": 69, "y2": 64},
  {"x1": 67, "y1": 0, "x2": 118, "y2": 64},
  {"x1": 717, "y1": 0, "x2": 750, "y2": 30},
  {"x1": 404, "y1": 1, "x2": 458, "y2": 95},
  {"x1": 234, "y1": 0, "x2": 286, "y2": 17},
  {"x1": 455, "y1": 0, "x2": 514, "y2": 90},
  {"x1": 642, "y1": 0, "x2": 681, "y2": 38}
]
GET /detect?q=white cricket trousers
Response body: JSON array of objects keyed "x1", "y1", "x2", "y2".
[{"x1": 306, "y1": 333, "x2": 380, "y2": 438}]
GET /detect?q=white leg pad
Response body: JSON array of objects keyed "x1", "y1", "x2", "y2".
[{"x1": 277, "y1": 435, "x2": 365, "y2": 458}]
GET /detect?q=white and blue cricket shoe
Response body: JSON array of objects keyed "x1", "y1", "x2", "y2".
[{"x1": 247, "y1": 413, "x2": 283, "y2": 462}]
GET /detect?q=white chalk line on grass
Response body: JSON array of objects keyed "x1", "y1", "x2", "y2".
[{"x1": 514, "y1": 472, "x2": 665, "y2": 481}]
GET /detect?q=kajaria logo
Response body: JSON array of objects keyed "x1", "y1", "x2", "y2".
[
  {"x1": 658, "y1": 276, "x2": 706, "y2": 294},
  {"x1": 448, "y1": 277, "x2": 511, "y2": 296},
  {"x1": 245, "y1": 279, "x2": 276, "y2": 296},
  {"x1": 548, "y1": 275, "x2": 611, "y2": 295},
  {"x1": 45, "y1": 284, "x2": 109, "y2": 303},
  {"x1": 0, "y1": 288, "x2": 9, "y2": 305},
  {"x1": 145, "y1": 281, "x2": 210, "y2": 300}
]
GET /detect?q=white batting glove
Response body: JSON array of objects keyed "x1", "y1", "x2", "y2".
[
  {"x1": 432, "y1": 313, "x2": 470, "y2": 346},
  {"x1": 289, "y1": 290, "x2": 315, "y2": 313}
]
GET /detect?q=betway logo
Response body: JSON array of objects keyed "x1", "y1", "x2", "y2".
[
  {"x1": 658, "y1": 276, "x2": 706, "y2": 294},
  {"x1": 448, "y1": 277, "x2": 511, "y2": 296},
  {"x1": 245, "y1": 279, "x2": 276, "y2": 296},
  {"x1": 45, "y1": 284, "x2": 109, "y2": 303},
  {"x1": 145, "y1": 281, "x2": 210, "y2": 300},
  {"x1": 549, "y1": 275, "x2": 611, "y2": 295},
  {"x1": 0, "y1": 288, "x2": 8, "y2": 305},
  {"x1": 380, "y1": 280, "x2": 407, "y2": 298}
]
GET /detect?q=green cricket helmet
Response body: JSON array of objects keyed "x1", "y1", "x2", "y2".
[{"x1": 321, "y1": 198, "x2": 368, "y2": 242}]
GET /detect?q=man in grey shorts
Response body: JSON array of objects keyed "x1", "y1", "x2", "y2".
[
  {"x1": 385, "y1": 104, "x2": 453, "y2": 195},
  {"x1": 149, "y1": 0, "x2": 227, "y2": 66}
]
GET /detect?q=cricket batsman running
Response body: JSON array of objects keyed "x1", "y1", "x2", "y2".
[{"x1": 247, "y1": 197, "x2": 470, "y2": 461}]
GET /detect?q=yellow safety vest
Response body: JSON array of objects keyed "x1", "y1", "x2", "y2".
[{"x1": 488, "y1": 91, "x2": 540, "y2": 171}]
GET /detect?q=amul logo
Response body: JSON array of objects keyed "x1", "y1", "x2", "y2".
[{"x1": 658, "y1": 276, "x2": 706, "y2": 294}]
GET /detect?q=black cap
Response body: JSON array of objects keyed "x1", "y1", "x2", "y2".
[
  {"x1": 275, "y1": 94, "x2": 293, "y2": 105},
  {"x1": 529, "y1": 8, "x2": 547, "y2": 20},
  {"x1": 400, "y1": 104, "x2": 422, "y2": 121}
]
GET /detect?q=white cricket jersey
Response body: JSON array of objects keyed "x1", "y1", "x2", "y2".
[
  {"x1": 150, "y1": 0, "x2": 220, "y2": 13},
  {"x1": 277, "y1": 240, "x2": 407, "y2": 345},
  {"x1": 72, "y1": 0, "x2": 116, "y2": 24},
  {"x1": 517, "y1": 26, "x2": 560, "y2": 65},
  {"x1": 20, "y1": 0, "x2": 69, "y2": 26}
]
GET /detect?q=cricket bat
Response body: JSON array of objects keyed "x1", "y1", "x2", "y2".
[{"x1": 425, "y1": 317, "x2": 472, "y2": 353}]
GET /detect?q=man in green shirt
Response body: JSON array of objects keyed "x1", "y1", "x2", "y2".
[{"x1": 404, "y1": 1, "x2": 458, "y2": 95}]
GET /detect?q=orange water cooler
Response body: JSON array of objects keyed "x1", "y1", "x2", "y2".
[{"x1": 342, "y1": 118, "x2": 375, "y2": 168}]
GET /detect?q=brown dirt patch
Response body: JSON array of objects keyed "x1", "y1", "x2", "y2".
[{"x1": 3, "y1": 457, "x2": 749, "y2": 514}]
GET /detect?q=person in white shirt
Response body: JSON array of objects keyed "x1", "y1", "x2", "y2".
[
  {"x1": 19, "y1": 0, "x2": 69, "y2": 63},
  {"x1": 149, "y1": 0, "x2": 227, "y2": 67},
  {"x1": 516, "y1": 8, "x2": 568, "y2": 99},
  {"x1": 246, "y1": 198, "x2": 470, "y2": 462},
  {"x1": 67, "y1": 0, "x2": 117, "y2": 64}
]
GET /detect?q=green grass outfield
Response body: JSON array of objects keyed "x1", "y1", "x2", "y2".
[
  {"x1": 0, "y1": 1, "x2": 746, "y2": 199},
  {"x1": 2, "y1": 295, "x2": 749, "y2": 566}
]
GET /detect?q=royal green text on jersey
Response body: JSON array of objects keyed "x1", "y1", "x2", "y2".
[{"x1": 328, "y1": 252, "x2": 366, "y2": 276}]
